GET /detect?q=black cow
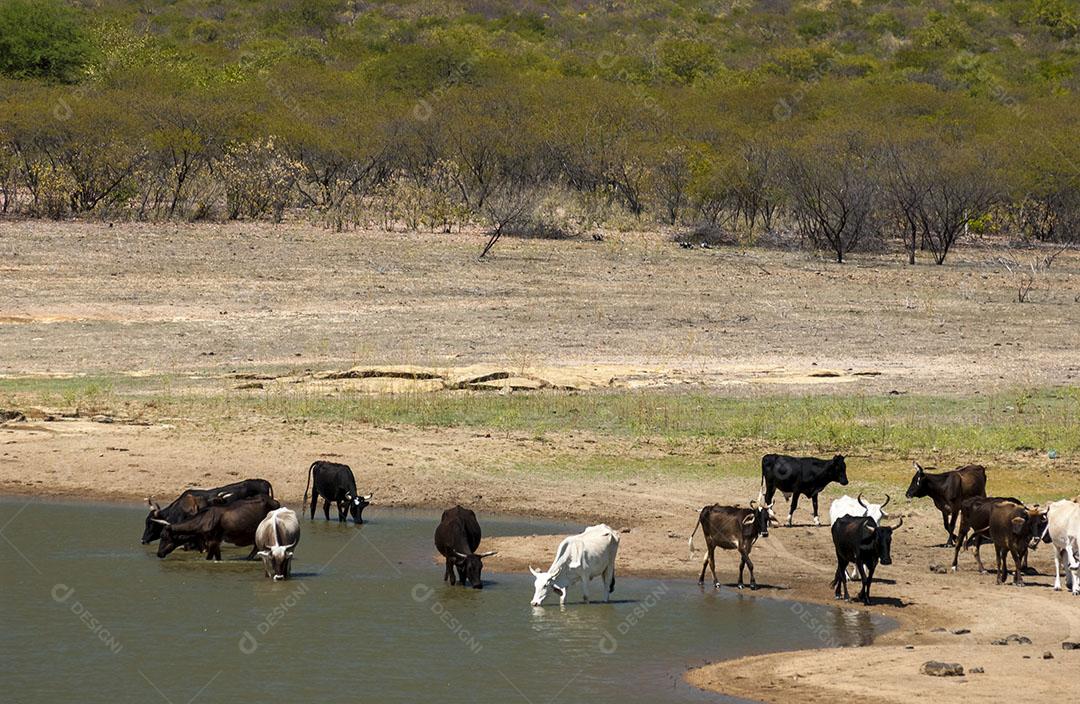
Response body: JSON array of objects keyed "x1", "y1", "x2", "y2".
[
  {"x1": 141, "y1": 478, "x2": 274, "y2": 544},
  {"x1": 434, "y1": 505, "x2": 497, "y2": 589},
  {"x1": 761, "y1": 454, "x2": 848, "y2": 526},
  {"x1": 905, "y1": 462, "x2": 986, "y2": 546},
  {"x1": 153, "y1": 495, "x2": 281, "y2": 561},
  {"x1": 951, "y1": 495, "x2": 1023, "y2": 572},
  {"x1": 688, "y1": 501, "x2": 771, "y2": 590},
  {"x1": 831, "y1": 514, "x2": 903, "y2": 605},
  {"x1": 303, "y1": 461, "x2": 373, "y2": 523}
]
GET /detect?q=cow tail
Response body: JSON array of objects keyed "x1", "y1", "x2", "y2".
[
  {"x1": 609, "y1": 563, "x2": 615, "y2": 594},
  {"x1": 688, "y1": 506, "x2": 706, "y2": 558},
  {"x1": 302, "y1": 462, "x2": 316, "y2": 506},
  {"x1": 266, "y1": 480, "x2": 275, "y2": 499}
]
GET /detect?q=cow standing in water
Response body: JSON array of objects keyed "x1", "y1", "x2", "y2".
[
  {"x1": 905, "y1": 462, "x2": 986, "y2": 546},
  {"x1": 154, "y1": 495, "x2": 281, "y2": 561},
  {"x1": 529, "y1": 525, "x2": 619, "y2": 606},
  {"x1": 434, "y1": 505, "x2": 497, "y2": 589},
  {"x1": 142, "y1": 478, "x2": 274, "y2": 544},
  {"x1": 760, "y1": 454, "x2": 849, "y2": 526},
  {"x1": 255, "y1": 507, "x2": 300, "y2": 580},
  {"x1": 303, "y1": 461, "x2": 373, "y2": 523}
]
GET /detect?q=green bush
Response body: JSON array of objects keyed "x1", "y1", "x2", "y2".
[{"x1": 0, "y1": 0, "x2": 92, "y2": 82}]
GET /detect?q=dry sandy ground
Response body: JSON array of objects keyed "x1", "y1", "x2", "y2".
[
  {"x1": 1, "y1": 416, "x2": 1078, "y2": 703},
  {"x1": 2, "y1": 221, "x2": 1080, "y2": 393}
]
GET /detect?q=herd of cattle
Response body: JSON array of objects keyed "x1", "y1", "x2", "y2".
[{"x1": 140, "y1": 455, "x2": 1080, "y2": 605}]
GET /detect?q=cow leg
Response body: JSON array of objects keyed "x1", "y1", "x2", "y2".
[
  {"x1": 863, "y1": 563, "x2": 876, "y2": 605},
  {"x1": 810, "y1": 493, "x2": 820, "y2": 527},
  {"x1": 336, "y1": 501, "x2": 347, "y2": 523},
  {"x1": 942, "y1": 510, "x2": 957, "y2": 547},
  {"x1": 854, "y1": 562, "x2": 868, "y2": 603},
  {"x1": 787, "y1": 493, "x2": 800, "y2": 526},
  {"x1": 995, "y1": 546, "x2": 1007, "y2": 584},
  {"x1": 206, "y1": 540, "x2": 222, "y2": 561},
  {"x1": 1012, "y1": 548, "x2": 1025, "y2": 586},
  {"x1": 698, "y1": 553, "x2": 710, "y2": 586},
  {"x1": 444, "y1": 557, "x2": 455, "y2": 585},
  {"x1": 322, "y1": 498, "x2": 331, "y2": 521},
  {"x1": 603, "y1": 567, "x2": 613, "y2": 602},
  {"x1": 245, "y1": 546, "x2": 258, "y2": 561},
  {"x1": 309, "y1": 490, "x2": 319, "y2": 520},
  {"x1": 581, "y1": 575, "x2": 592, "y2": 604},
  {"x1": 708, "y1": 545, "x2": 720, "y2": 589},
  {"x1": 741, "y1": 550, "x2": 756, "y2": 590},
  {"x1": 951, "y1": 521, "x2": 968, "y2": 572},
  {"x1": 973, "y1": 538, "x2": 988, "y2": 573},
  {"x1": 1054, "y1": 548, "x2": 1064, "y2": 591},
  {"x1": 1067, "y1": 540, "x2": 1080, "y2": 595}
]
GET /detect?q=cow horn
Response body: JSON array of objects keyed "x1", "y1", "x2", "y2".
[
  {"x1": 857, "y1": 492, "x2": 867, "y2": 509},
  {"x1": 529, "y1": 566, "x2": 541, "y2": 577},
  {"x1": 742, "y1": 513, "x2": 755, "y2": 525},
  {"x1": 454, "y1": 550, "x2": 470, "y2": 559},
  {"x1": 749, "y1": 499, "x2": 758, "y2": 509},
  {"x1": 913, "y1": 461, "x2": 924, "y2": 473},
  {"x1": 477, "y1": 550, "x2": 498, "y2": 558},
  {"x1": 889, "y1": 517, "x2": 904, "y2": 530},
  {"x1": 362, "y1": 492, "x2": 374, "y2": 501},
  {"x1": 865, "y1": 524, "x2": 876, "y2": 534},
  {"x1": 146, "y1": 497, "x2": 153, "y2": 507},
  {"x1": 150, "y1": 518, "x2": 170, "y2": 526},
  {"x1": 281, "y1": 542, "x2": 296, "y2": 550},
  {"x1": 880, "y1": 494, "x2": 891, "y2": 510},
  {"x1": 218, "y1": 492, "x2": 233, "y2": 500}
]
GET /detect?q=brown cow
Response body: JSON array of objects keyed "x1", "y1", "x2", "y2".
[
  {"x1": 951, "y1": 495, "x2": 1023, "y2": 572},
  {"x1": 987, "y1": 501, "x2": 1048, "y2": 586},
  {"x1": 905, "y1": 462, "x2": 986, "y2": 546},
  {"x1": 688, "y1": 501, "x2": 772, "y2": 590},
  {"x1": 154, "y1": 495, "x2": 281, "y2": 561}
]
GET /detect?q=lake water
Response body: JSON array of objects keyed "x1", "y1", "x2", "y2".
[{"x1": 0, "y1": 499, "x2": 889, "y2": 703}]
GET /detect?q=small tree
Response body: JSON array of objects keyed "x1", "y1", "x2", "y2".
[
  {"x1": 0, "y1": 0, "x2": 92, "y2": 83},
  {"x1": 786, "y1": 132, "x2": 882, "y2": 263}
]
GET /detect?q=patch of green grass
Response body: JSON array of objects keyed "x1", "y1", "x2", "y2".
[{"x1": 2, "y1": 376, "x2": 1078, "y2": 459}]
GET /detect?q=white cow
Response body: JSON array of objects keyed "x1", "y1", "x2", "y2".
[
  {"x1": 530, "y1": 524, "x2": 619, "y2": 606},
  {"x1": 255, "y1": 507, "x2": 300, "y2": 580},
  {"x1": 1042, "y1": 499, "x2": 1080, "y2": 595},
  {"x1": 829, "y1": 493, "x2": 890, "y2": 526}
]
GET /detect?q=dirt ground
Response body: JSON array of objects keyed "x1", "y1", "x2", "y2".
[
  {"x1": 2, "y1": 221, "x2": 1079, "y2": 392},
  {"x1": 2, "y1": 222, "x2": 1080, "y2": 703}
]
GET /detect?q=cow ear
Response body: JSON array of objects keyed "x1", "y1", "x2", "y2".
[
  {"x1": 742, "y1": 514, "x2": 755, "y2": 525},
  {"x1": 913, "y1": 462, "x2": 924, "y2": 473},
  {"x1": 257, "y1": 550, "x2": 270, "y2": 558},
  {"x1": 1011, "y1": 516, "x2": 1026, "y2": 535}
]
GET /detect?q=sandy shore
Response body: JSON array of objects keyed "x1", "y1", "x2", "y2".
[{"x1": 2, "y1": 417, "x2": 1078, "y2": 703}]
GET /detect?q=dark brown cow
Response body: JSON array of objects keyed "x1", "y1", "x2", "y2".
[
  {"x1": 154, "y1": 495, "x2": 281, "y2": 561},
  {"x1": 987, "y1": 502, "x2": 1048, "y2": 586},
  {"x1": 434, "y1": 505, "x2": 497, "y2": 589},
  {"x1": 688, "y1": 501, "x2": 771, "y2": 590},
  {"x1": 905, "y1": 462, "x2": 986, "y2": 546},
  {"x1": 951, "y1": 495, "x2": 1023, "y2": 572},
  {"x1": 141, "y1": 478, "x2": 274, "y2": 544}
]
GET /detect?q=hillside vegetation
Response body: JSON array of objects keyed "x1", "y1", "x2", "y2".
[{"x1": 0, "y1": 0, "x2": 1078, "y2": 259}]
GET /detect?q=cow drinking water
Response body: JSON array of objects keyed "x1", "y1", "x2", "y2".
[
  {"x1": 154, "y1": 495, "x2": 280, "y2": 561},
  {"x1": 303, "y1": 461, "x2": 373, "y2": 524},
  {"x1": 434, "y1": 505, "x2": 497, "y2": 589},
  {"x1": 141, "y1": 478, "x2": 274, "y2": 544},
  {"x1": 255, "y1": 507, "x2": 300, "y2": 580},
  {"x1": 529, "y1": 524, "x2": 619, "y2": 606}
]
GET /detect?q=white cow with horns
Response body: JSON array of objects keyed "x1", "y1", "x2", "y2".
[
  {"x1": 1041, "y1": 499, "x2": 1080, "y2": 595},
  {"x1": 829, "y1": 493, "x2": 890, "y2": 526},
  {"x1": 255, "y1": 507, "x2": 300, "y2": 580},
  {"x1": 530, "y1": 524, "x2": 619, "y2": 606}
]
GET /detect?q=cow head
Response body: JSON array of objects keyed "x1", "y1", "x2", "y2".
[
  {"x1": 830, "y1": 455, "x2": 849, "y2": 485},
  {"x1": 257, "y1": 544, "x2": 296, "y2": 580},
  {"x1": 864, "y1": 517, "x2": 902, "y2": 565},
  {"x1": 346, "y1": 492, "x2": 373, "y2": 523},
  {"x1": 529, "y1": 566, "x2": 565, "y2": 606},
  {"x1": 142, "y1": 498, "x2": 164, "y2": 544},
  {"x1": 454, "y1": 550, "x2": 498, "y2": 589},
  {"x1": 1013, "y1": 507, "x2": 1048, "y2": 550},
  {"x1": 905, "y1": 462, "x2": 927, "y2": 499},
  {"x1": 154, "y1": 521, "x2": 181, "y2": 558},
  {"x1": 748, "y1": 500, "x2": 772, "y2": 538}
]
